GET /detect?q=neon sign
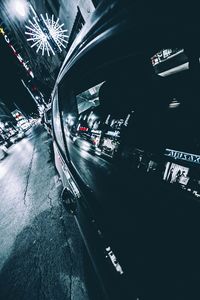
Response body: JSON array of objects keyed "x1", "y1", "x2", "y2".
[
  {"x1": 165, "y1": 149, "x2": 200, "y2": 165},
  {"x1": 79, "y1": 127, "x2": 88, "y2": 132},
  {"x1": 0, "y1": 27, "x2": 34, "y2": 78}
]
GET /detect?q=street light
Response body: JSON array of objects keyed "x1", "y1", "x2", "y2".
[
  {"x1": 14, "y1": 0, "x2": 28, "y2": 17},
  {"x1": 7, "y1": 0, "x2": 68, "y2": 56},
  {"x1": 8, "y1": 0, "x2": 29, "y2": 20}
]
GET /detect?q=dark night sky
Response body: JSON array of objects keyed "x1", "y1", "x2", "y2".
[{"x1": 0, "y1": 33, "x2": 37, "y2": 114}]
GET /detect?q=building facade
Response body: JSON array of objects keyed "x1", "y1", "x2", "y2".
[
  {"x1": 0, "y1": 0, "x2": 96, "y2": 101},
  {"x1": 0, "y1": 101, "x2": 15, "y2": 123}
]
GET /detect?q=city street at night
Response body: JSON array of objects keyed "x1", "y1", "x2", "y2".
[
  {"x1": 1, "y1": 1, "x2": 200, "y2": 299},
  {"x1": 0, "y1": 125, "x2": 90, "y2": 300}
]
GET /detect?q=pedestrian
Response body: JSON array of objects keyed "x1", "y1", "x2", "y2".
[
  {"x1": 168, "y1": 167, "x2": 174, "y2": 183},
  {"x1": 175, "y1": 169, "x2": 182, "y2": 183}
]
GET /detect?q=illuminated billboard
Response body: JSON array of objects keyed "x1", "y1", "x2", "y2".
[{"x1": 165, "y1": 149, "x2": 200, "y2": 165}]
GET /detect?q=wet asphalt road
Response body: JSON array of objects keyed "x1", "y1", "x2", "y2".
[{"x1": 0, "y1": 124, "x2": 92, "y2": 300}]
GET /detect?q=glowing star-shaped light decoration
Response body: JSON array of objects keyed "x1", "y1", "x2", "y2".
[{"x1": 25, "y1": 13, "x2": 68, "y2": 56}]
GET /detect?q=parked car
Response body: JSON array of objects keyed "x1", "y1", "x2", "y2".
[
  {"x1": 51, "y1": 1, "x2": 200, "y2": 299},
  {"x1": 43, "y1": 106, "x2": 52, "y2": 135},
  {"x1": 0, "y1": 145, "x2": 7, "y2": 160},
  {"x1": 17, "y1": 130, "x2": 25, "y2": 139},
  {"x1": 2, "y1": 137, "x2": 12, "y2": 148},
  {"x1": 9, "y1": 130, "x2": 25, "y2": 144}
]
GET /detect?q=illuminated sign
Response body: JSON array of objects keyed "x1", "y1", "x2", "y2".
[
  {"x1": 106, "y1": 130, "x2": 120, "y2": 137},
  {"x1": 165, "y1": 149, "x2": 200, "y2": 165},
  {"x1": 0, "y1": 27, "x2": 4, "y2": 34},
  {"x1": 91, "y1": 130, "x2": 101, "y2": 134},
  {"x1": 79, "y1": 127, "x2": 88, "y2": 132},
  {"x1": 0, "y1": 26, "x2": 34, "y2": 78}
]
